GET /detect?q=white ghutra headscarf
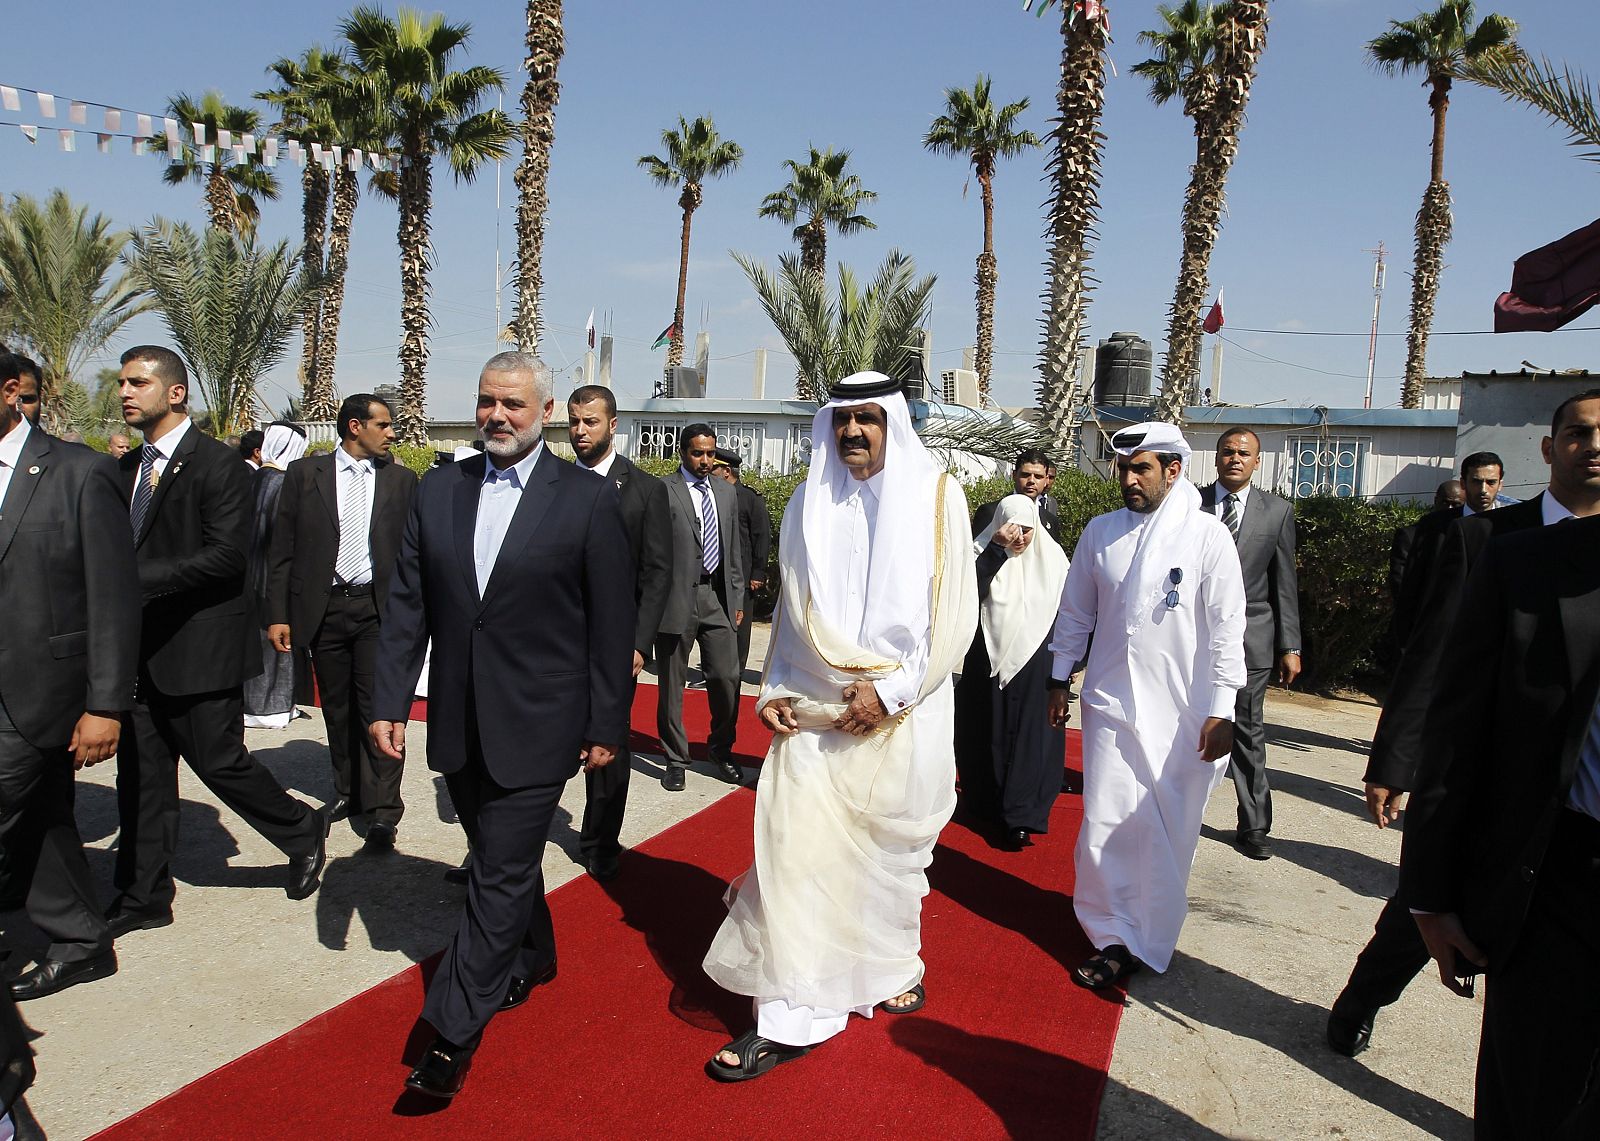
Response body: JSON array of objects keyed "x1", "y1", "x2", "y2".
[
  {"x1": 1109, "y1": 421, "x2": 1199, "y2": 636},
  {"x1": 259, "y1": 423, "x2": 308, "y2": 471},
  {"x1": 973, "y1": 494, "x2": 1070, "y2": 688}
]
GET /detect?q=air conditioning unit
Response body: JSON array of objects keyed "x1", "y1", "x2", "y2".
[
  {"x1": 663, "y1": 366, "x2": 704, "y2": 399},
  {"x1": 940, "y1": 368, "x2": 979, "y2": 409}
]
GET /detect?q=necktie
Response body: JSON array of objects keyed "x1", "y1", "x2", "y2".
[
  {"x1": 695, "y1": 479, "x2": 719, "y2": 574},
  {"x1": 130, "y1": 444, "x2": 159, "y2": 538},
  {"x1": 334, "y1": 462, "x2": 369, "y2": 583},
  {"x1": 1221, "y1": 492, "x2": 1241, "y2": 541}
]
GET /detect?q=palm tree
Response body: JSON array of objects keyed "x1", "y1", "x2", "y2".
[
  {"x1": 152, "y1": 91, "x2": 280, "y2": 240},
  {"x1": 1138, "y1": 1, "x2": 1272, "y2": 421},
  {"x1": 758, "y1": 147, "x2": 877, "y2": 280},
  {"x1": 0, "y1": 190, "x2": 151, "y2": 428},
  {"x1": 123, "y1": 221, "x2": 323, "y2": 437},
  {"x1": 342, "y1": 5, "x2": 512, "y2": 444},
  {"x1": 512, "y1": 0, "x2": 564, "y2": 350},
  {"x1": 733, "y1": 249, "x2": 934, "y2": 401},
  {"x1": 261, "y1": 47, "x2": 344, "y2": 415},
  {"x1": 639, "y1": 116, "x2": 744, "y2": 370},
  {"x1": 923, "y1": 75, "x2": 1040, "y2": 400},
  {"x1": 1457, "y1": 52, "x2": 1600, "y2": 165},
  {"x1": 1368, "y1": 1, "x2": 1518, "y2": 408},
  {"x1": 1026, "y1": 0, "x2": 1113, "y2": 453}
]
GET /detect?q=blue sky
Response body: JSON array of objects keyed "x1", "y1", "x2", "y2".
[{"x1": 3, "y1": 0, "x2": 1596, "y2": 419}]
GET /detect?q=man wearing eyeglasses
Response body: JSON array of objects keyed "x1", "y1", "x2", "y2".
[{"x1": 1046, "y1": 421, "x2": 1246, "y2": 992}]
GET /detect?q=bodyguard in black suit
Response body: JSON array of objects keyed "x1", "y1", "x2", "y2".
[
  {"x1": 971, "y1": 447, "x2": 1062, "y2": 546},
  {"x1": 1329, "y1": 390, "x2": 1600, "y2": 1058},
  {"x1": 1401, "y1": 510, "x2": 1600, "y2": 1137},
  {"x1": 371, "y1": 355, "x2": 634, "y2": 1100},
  {"x1": 711, "y1": 448, "x2": 772, "y2": 675},
  {"x1": 567, "y1": 384, "x2": 672, "y2": 882},
  {"x1": 107, "y1": 346, "x2": 328, "y2": 935},
  {"x1": 265, "y1": 394, "x2": 416, "y2": 848},
  {"x1": 0, "y1": 375, "x2": 137, "y2": 1000},
  {"x1": 1197, "y1": 428, "x2": 1301, "y2": 861}
]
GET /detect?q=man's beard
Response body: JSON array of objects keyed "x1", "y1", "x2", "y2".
[
  {"x1": 481, "y1": 420, "x2": 541, "y2": 458},
  {"x1": 1123, "y1": 484, "x2": 1168, "y2": 514},
  {"x1": 574, "y1": 428, "x2": 613, "y2": 462}
]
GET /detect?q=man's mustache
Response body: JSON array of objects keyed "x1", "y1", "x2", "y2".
[{"x1": 840, "y1": 435, "x2": 869, "y2": 451}]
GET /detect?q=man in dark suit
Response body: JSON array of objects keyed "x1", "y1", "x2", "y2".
[
  {"x1": 1400, "y1": 506, "x2": 1600, "y2": 1136},
  {"x1": 972, "y1": 447, "x2": 1062, "y2": 545},
  {"x1": 567, "y1": 384, "x2": 671, "y2": 882},
  {"x1": 0, "y1": 354, "x2": 41, "y2": 429},
  {"x1": 106, "y1": 346, "x2": 328, "y2": 936},
  {"x1": 371, "y1": 353, "x2": 634, "y2": 1100},
  {"x1": 265, "y1": 393, "x2": 416, "y2": 850},
  {"x1": 1197, "y1": 427, "x2": 1301, "y2": 861},
  {"x1": 656, "y1": 424, "x2": 745, "y2": 792},
  {"x1": 0, "y1": 366, "x2": 138, "y2": 999},
  {"x1": 1328, "y1": 390, "x2": 1600, "y2": 1057},
  {"x1": 710, "y1": 447, "x2": 772, "y2": 676},
  {"x1": 1388, "y1": 479, "x2": 1462, "y2": 610}
]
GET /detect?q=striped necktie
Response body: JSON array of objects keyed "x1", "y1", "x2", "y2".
[
  {"x1": 1221, "y1": 492, "x2": 1242, "y2": 541},
  {"x1": 129, "y1": 444, "x2": 159, "y2": 538},
  {"x1": 335, "y1": 461, "x2": 369, "y2": 583},
  {"x1": 695, "y1": 479, "x2": 719, "y2": 574}
]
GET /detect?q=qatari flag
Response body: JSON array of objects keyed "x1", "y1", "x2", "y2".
[{"x1": 1494, "y1": 216, "x2": 1600, "y2": 333}]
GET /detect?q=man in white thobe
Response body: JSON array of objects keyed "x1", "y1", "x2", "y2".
[
  {"x1": 702, "y1": 371, "x2": 978, "y2": 1081},
  {"x1": 1047, "y1": 422, "x2": 1246, "y2": 987}
]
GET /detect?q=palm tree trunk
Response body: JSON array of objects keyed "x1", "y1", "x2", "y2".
[
  {"x1": 1037, "y1": 5, "x2": 1111, "y2": 451},
  {"x1": 396, "y1": 151, "x2": 433, "y2": 446},
  {"x1": 513, "y1": 0, "x2": 564, "y2": 351},
  {"x1": 312, "y1": 166, "x2": 359, "y2": 422},
  {"x1": 205, "y1": 166, "x2": 239, "y2": 234},
  {"x1": 1154, "y1": 0, "x2": 1270, "y2": 423},
  {"x1": 800, "y1": 218, "x2": 827, "y2": 280},
  {"x1": 1398, "y1": 73, "x2": 1454, "y2": 410},
  {"x1": 1428, "y1": 73, "x2": 1450, "y2": 183},
  {"x1": 975, "y1": 162, "x2": 997, "y2": 399},
  {"x1": 670, "y1": 184, "x2": 697, "y2": 370},
  {"x1": 299, "y1": 163, "x2": 330, "y2": 409}
]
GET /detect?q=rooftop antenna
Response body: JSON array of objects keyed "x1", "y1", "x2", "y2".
[{"x1": 1362, "y1": 241, "x2": 1386, "y2": 409}]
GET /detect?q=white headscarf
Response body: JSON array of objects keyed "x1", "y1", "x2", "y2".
[
  {"x1": 973, "y1": 494, "x2": 1070, "y2": 688},
  {"x1": 259, "y1": 424, "x2": 308, "y2": 471},
  {"x1": 796, "y1": 372, "x2": 942, "y2": 661},
  {"x1": 1108, "y1": 421, "x2": 1200, "y2": 636}
]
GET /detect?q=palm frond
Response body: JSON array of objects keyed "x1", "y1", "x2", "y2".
[{"x1": 1457, "y1": 52, "x2": 1600, "y2": 163}]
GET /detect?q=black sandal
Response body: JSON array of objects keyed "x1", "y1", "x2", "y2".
[
  {"x1": 1071, "y1": 944, "x2": 1141, "y2": 990},
  {"x1": 877, "y1": 983, "x2": 925, "y2": 1014},
  {"x1": 706, "y1": 1029, "x2": 812, "y2": 1082}
]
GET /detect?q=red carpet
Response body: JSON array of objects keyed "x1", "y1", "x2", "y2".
[{"x1": 96, "y1": 697, "x2": 1119, "y2": 1141}]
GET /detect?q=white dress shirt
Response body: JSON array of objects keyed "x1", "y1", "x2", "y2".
[
  {"x1": 0, "y1": 417, "x2": 30, "y2": 510},
  {"x1": 144, "y1": 415, "x2": 192, "y2": 481},
  {"x1": 1211, "y1": 481, "x2": 1251, "y2": 518},
  {"x1": 581, "y1": 448, "x2": 619, "y2": 479},
  {"x1": 474, "y1": 443, "x2": 543, "y2": 596},
  {"x1": 333, "y1": 444, "x2": 377, "y2": 585}
]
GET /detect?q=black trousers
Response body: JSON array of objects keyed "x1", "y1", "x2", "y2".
[
  {"x1": 1476, "y1": 809, "x2": 1600, "y2": 1139},
  {"x1": 311, "y1": 591, "x2": 403, "y2": 828},
  {"x1": 423, "y1": 757, "x2": 564, "y2": 1048},
  {"x1": 579, "y1": 677, "x2": 635, "y2": 863},
  {"x1": 1336, "y1": 893, "x2": 1431, "y2": 1012},
  {"x1": 113, "y1": 682, "x2": 319, "y2": 914},
  {"x1": 0, "y1": 699, "x2": 109, "y2": 962},
  {"x1": 1228, "y1": 666, "x2": 1273, "y2": 833}
]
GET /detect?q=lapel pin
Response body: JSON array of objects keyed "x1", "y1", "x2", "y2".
[{"x1": 27, "y1": 466, "x2": 40, "y2": 475}]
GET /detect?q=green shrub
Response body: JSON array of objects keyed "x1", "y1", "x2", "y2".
[{"x1": 391, "y1": 443, "x2": 437, "y2": 477}]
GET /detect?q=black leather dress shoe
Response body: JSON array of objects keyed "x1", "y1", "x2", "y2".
[
  {"x1": 444, "y1": 855, "x2": 471, "y2": 885},
  {"x1": 1235, "y1": 829, "x2": 1273, "y2": 861},
  {"x1": 501, "y1": 959, "x2": 558, "y2": 1011},
  {"x1": 714, "y1": 759, "x2": 744, "y2": 785},
  {"x1": 1007, "y1": 828, "x2": 1034, "y2": 850},
  {"x1": 662, "y1": 764, "x2": 686, "y2": 792},
  {"x1": 105, "y1": 906, "x2": 174, "y2": 939},
  {"x1": 405, "y1": 1038, "x2": 473, "y2": 1099},
  {"x1": 287, "y1": 808, "x2": 330, "y2": 900},
  {"x1": 363, "y1": 822, "x2": 397, "y2": 852},
  {"x1": 1327, "y1": 1001, "x2": 1377, "y2": 1057},
  {"x1": 327, "y1": 797, "x2": 352, "y2": 822},
  {"x1": 10, "y1": 950, "x2": 117, "y2": 1000},
  {"x1": 587, "y1": 853, "x2": 621, "y2": 883}
]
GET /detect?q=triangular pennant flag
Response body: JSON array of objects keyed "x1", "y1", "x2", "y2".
[
  {"x1": 37, "y1": 92, "x2": 55, "y2": 117},
  {"x1": 136, "y1": 113, "x2": 152, "y2": 137},
  {"x1": 104, "y1": 108, "x2": 121, "y2": 132},
  {"x1": 97, "y1": 133, "x2": 112, "y2": 153},
  {"x1": 191, "y1": 121, "x2": 206, "y2": 147},
  {"x1": 0, "y1": 86, "x2": 18, "y2": 113},
  {"x1": 69, "y1": 101, "x2": 87, "y2": 125},
  {"x1": 19, "y1": 124, "x2": 36, "y2": 144},
  {"x1": 58, "y1": 128, "x2": 76, "y2": 152}
]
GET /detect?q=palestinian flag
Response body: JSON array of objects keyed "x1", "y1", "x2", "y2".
[{"x1": 651, "y1": 322, "x2": 677, "y2": 350}]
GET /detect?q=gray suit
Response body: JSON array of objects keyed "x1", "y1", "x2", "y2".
[
  {"x1": 656, "y1": 468, "x2": 745, "y2": 771},
  {"x1": 1198, "y1": 482, "x2": 1301, "y2": 833}
]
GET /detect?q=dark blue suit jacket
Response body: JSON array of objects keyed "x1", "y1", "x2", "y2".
[{"x1": 372, "y1": 447, "x2": 636, "y2": 788}]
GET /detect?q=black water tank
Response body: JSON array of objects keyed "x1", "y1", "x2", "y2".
[{"x1": 1095, "y1": 332, "x2": 1154, "y2": 405}]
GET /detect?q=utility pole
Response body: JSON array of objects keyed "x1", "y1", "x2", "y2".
[{"x1": 1363, "y1": 241, "x2": 1386, "y2": 409}]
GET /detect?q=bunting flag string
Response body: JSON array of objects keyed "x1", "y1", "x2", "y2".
[{"x1": 0, "y1": 81, "x2": 397, "y2": 171}]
